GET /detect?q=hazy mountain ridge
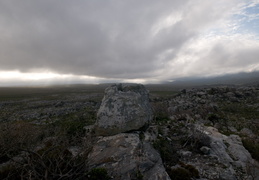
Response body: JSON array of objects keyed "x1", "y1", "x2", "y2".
[{"x1": 166, "y1": 71, "x2": 259, "y2": 87}]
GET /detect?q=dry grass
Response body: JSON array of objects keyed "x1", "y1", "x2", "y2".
[{"x1": 0, "y1": 119, "x2": 98, "y2": 179}]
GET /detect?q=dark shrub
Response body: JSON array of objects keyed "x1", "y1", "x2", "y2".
[
  {"x1": 242, "y1": 138, "x2": 259, "y2": 161},
  {"x1": 87, "y1": 168, "x2": 111, "y2": 180},
  {"x1": 153, "y1": 137, "x2": 179, "y2": 166},
  {"x1": 167, "y1": 163, "x2": 199, "y2": 180},
  {"x1": 167, "y1": 167, "x2": 191, "y2": 180}
]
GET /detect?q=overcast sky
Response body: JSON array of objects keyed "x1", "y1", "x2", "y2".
[{"x1": 0, "y1": 0, "x2": 259, "y2": 86}]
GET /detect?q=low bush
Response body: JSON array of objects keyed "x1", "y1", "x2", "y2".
[
  {"x1": 86, "y1": 168, "x2": 111, "y2": 180},
  {"x1": 136, "y1": 169, "x2": 144, "y2": 180},
  {"x1": 152, "y1": 102, "x2": 170, "y2": 123},
  {"x1": 0, "y1": 118, "x2": 94, "y2": 179},
  {"x1": 207, "y1": 113, "x2": 220, "y2": 125},
  {"x1": 0, "y1": 137, "x2": 88, "y2": 179},
  {"x1": 242, "y1": 138, "x2": 259, "y2": 161},
  {"x1": 0, "y1": 121, "x2": 43, "y2": 164},
  {"x1": 180, "y1": 162, "x2": 199, "y2": 178},
  {"x1": 153, "y1": 137, "x2": 179, "y2": 166},
  {"x1": 167, "y1": 163, "x2": 199, "y2": 180},
  {"x1": 167, "y1": 167, "x2": 191, "y2": 180},
  {"x1": 182, "y1": 127, "x2": 211, "y2": 153}
]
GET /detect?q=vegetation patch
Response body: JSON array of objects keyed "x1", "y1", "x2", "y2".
[
  {"x1": 167, "y1": 163, "x2": 199, "y2": 180},
  {"x1": 86, "y1": 168, "x2": 111, "y2": 180},
  {"x1": 0, "y1": 139, "x2": 89, "y2": 179},
  {"x1": 0, "y1": 121, "x2": 43, "y2": 163},
  {"x1": 152, "y1": 101, "x2": 170, "y2": 124},
  {"x1": 153, "y1": 137, "x2": 179, "y2": 166},
  {"x1": 0, "y1": 117, "x2": 95, "y2": 179},
  {"x1": 242, "y1": 138, "x2": 259, "y2": 161}
]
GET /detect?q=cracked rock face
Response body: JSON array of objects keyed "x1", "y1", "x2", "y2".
[
  {"x1": 88, "y1": 84, "x2": 169, "y2": 179},
  {"x1": 87, "y1": 133, "x2": 170, "y2": 180},
  {"x1": 95, "y1": 84, "x2": 153, "y2": 136}
]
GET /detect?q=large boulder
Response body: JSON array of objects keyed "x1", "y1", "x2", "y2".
[
  {"x1": 95, "y1": 84, "x2": 153, "y2": 136},
  {"x1": 87, "y1": 133, "x2": 170, "y2": 180},
  {"x1": 202, "y1": 126, "x2": 259, "y2": 180}
]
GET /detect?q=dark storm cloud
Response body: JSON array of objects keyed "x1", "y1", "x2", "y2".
[
  {"x1": 0, "y1": 0, "x2": 259, "y2": 82},
  {"x1": 0, "y1": 0, "x2": 188, "y2": 78}
]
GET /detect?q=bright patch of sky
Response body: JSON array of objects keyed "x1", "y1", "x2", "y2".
[{"x1": 233, "y1": 3, "x2": 259, "y2": 35}]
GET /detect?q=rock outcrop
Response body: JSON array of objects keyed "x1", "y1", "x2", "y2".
[
  {"x1": 95, "y1": 83, "x2": 153, "y2": 136},
  {"x1": 204, "y1": 126, "x2": 259, "y2": 179},
  {"x1": 175, "y1": 124, "x2": 259, "y2": 180},
  {"x1": 87, "y1": 84, "x2": 170, "y2": 179},
  {"x1": 87, "y1": 133, "x2": 170, "y2": 180},
  {"x1": 152, "y1": 86, "x2": 259, "y2": 180}
]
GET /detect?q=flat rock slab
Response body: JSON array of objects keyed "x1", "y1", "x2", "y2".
[
  {"x1": 95, "y1": 84, "x2": 153, "y2": 136},
  {"x1": 87, "y1": 133, "x2": 170, "y2": 180}
]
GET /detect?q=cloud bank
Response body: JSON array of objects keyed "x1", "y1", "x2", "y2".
[{"x1": 0, "y1": 0, "x2": 258, "y2": 84}]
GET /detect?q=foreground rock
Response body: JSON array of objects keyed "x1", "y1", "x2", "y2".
[
  {"x1": 87, "y1": 84, "x2": 170, "y2": 179},
  {"x1": 204, "y1": 126, "x2": 259, "y2": 179},
  {"x1": 95, "y1": 84, "x2": 153, "y2": 136},
  {"x1": 87, "y1": 133, "x2": 170, "y2": 180},
  {"x1": 178, "y1": 124, "x2": 259, "y2": 180}
]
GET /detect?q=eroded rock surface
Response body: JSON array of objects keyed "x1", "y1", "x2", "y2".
[
  {"x1": 180, "y1": 125, "x2": 259, "y2": 180},
  {"x1": 87, "y1": 133, "x2": 170, "y2": 180},
  {"x1": 87, "y1": 84, "x2": 170, "y2": 179},
  {"x1": 95, "y1": 84, "x2": 153, "y2": 136}
]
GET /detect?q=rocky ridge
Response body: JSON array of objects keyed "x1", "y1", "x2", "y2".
[
  {"x1": 151, "y1": 85, "x2": 259, "y2": 180},
  {"x1": 87, "y1": 84, "x2": 259, "y2": 179}
]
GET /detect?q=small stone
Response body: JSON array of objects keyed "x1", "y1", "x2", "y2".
[
  {"x1": 200, "y1": 146, "x2": 211, "y2": 155},
  {"x1": 179, "y1": 150, "x2": 192, "y2": 157},
  {"x1": 84, "y1": 125, "x2": 94, "y2": 134}
]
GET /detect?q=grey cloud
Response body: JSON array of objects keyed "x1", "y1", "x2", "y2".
[
  {"x1": 0, "y1": 0, "x2": 258, "y2": 81},
  {"x1": 0, "y1": 0, "x2": 193, "y2": 78},
  {"x1": 166, "y1": 35, "x2": 259, "y2": 79}
]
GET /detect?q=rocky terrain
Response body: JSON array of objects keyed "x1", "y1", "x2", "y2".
[
  {"x1": 87, "y1": 84, "x2": 169, "y2": 179},
  {"x1": 0, "y1": 83, "x2": 258, "y2": 179},
  {"x1": 151, "y1": 85, "x2": 259, "y2": 180}
]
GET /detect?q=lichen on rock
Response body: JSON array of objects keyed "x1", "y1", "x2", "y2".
[
  {"x1": 95, "y1": 83, "x2": 153, "y2": 136},
  {"x1": 87, "y1": 133, "x2": 170, "y2": 180}
]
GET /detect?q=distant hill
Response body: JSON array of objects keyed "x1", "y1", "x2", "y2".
[{"x1": 165, "y1": 71, "x2": 259, "y2": 88}]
